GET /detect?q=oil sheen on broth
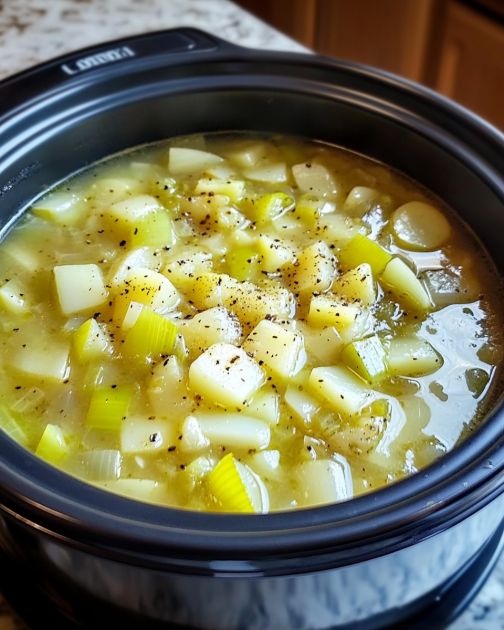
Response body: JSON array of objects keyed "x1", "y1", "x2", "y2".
[{"x1": 0, "y1": 133, "x2": 501, "y2": 513}]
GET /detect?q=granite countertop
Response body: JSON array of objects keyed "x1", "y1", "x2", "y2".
[{"x1": 0, "y1": 1, "x2": 502, "y2": 629}]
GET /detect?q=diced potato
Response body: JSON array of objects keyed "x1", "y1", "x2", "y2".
[
  {"x1": 121, "y1": 416, "x2": 176, "y2": 455},
  {"x1": 11, "y1": 343, "x2": 70, "y2": 382},
  {"x1": 188, "y1": 343, "x2": 264, "y2": 407},
  {"x1": 343, "y1": 186, "x2": 381, "y2": 217},
  {"x1": 332, "y1": 263, "x2": 376, "y2": 306},
  {"x1": 147, "y1": 355, "x2": 192, "y2": 420},
  {"x1": 320, "y1": 415, "x2": 384, "y2": 457},
  {"x1": 106, "y1": 194, "x2": 160, "y2": 227},
  {"x1": 73, "y1": 318, "x2": 112, "y2": 362},
  {"x1": 284, "y1": 385, "x2": 320, "y2": 425},
  {"x1": 243, "y1": 163, "x2": 288, "y2": 183},
  {"x1": 225, "y1": 141, "x2": 277, "y2": 168},
  {"x1": 388, "y1": 337, "x2": 443, "y2": 377},
  {"x1": 339, "y1": 234, "x2": 392, "y2": 275},
  {"x1": 194, "y1": 178, "x2": 245, "y2": 203},
  {"x1": 2, "y1": 241, "x2": 41, "y2": 272},
  {"x1": 307, "y1": 294, "x2": 361, "y2": 331},
  {"x1": 228, "y1": 283, "x2": 296, "y2": 328},
  {"x1": 423, "y1": 269, "x2": 474, "y2": 307},
  {"x1": 89, "y1": 177, "x2": 144, "y2": 205},
  {"x1": 243, "y1": 319, "x2": 306, "y2": 379},
  {"x1": 205, "y1": 164, "x2": 237, "y2": 180},
  {"x1": 184, "y1": 272, "x2": 237, "y2": 310},
  {"x1": 54, "y1": 264, "x2": 107, "y2": 315},
  {"x1": 229, "y1": 229, "x2": 255, "y2": 249},
  {"x1": 178, "y1": 415, "x2": 210, "y2": 453},
  {"x1": 272, "y1": 213, "x2": 307, "y2": 239},
  {"x1": 392, "y1": 201, "x2": 451, "y2": 251},
  {"x1": 257, "y1": 235, "x2": 295, "y2": 272},
  {"x1": 129, "y1": 160, "x2": 163, "y2": 180},
  {"x1": 298, "y1": 323, "x2": 343, "y2": 364},
  {"x1": 287, "y1": 241, "x2": 336, "y2": 297},
  {"x1": 164, "y1": 248, "x2": 213, "y2": 290},
  {"x1": 108, "y1": 247, "x2": 160, "y2": 291},
  {"x1": 36, "y1": 424, "x2": 69, "y2": 465},
  {"x1": 247, "y1": 450, "x2": 281, "y2": 480},
  {"x1": 104, "y1": 194, "x2": 175, "y2": 249},
  {"x1": 0, "y1": 279, "x2": 29, "y2": 315},
  {"x1": 295, "y1": 459, "x2": 352, "y2": 507},
  {"x1": 99, "y1": 479, "x2": 167, "y2": 503},
  {"x1": 292, "y1": 162, "x2": 339, "y2": 197},
  {"x1": 168, "y1": 147, "x2": 224, "y2": 175},
  {"x1": 148, "y1": 175, "x2": 178, "y2": 207},
  {"x1": 308, "y1": 365, "x2": 374, "y2": 416},
  {"x1": 216, "y1": 206, "x2": 249, "y2": 232},
  {"x1": 199, "y1": 233, "x2": 228, "y2": 256},
  {"x1": 113, "y1": 267, "x2": 179, "y2": 323},
  {"x1": 184, "y1": 455, "x2": 215, "y2": 482},
  {"x1": 181, "y1": 307, "x2": 242, "y2": 357},
  {"x1": 316, "y1": 214, "x2": 361, "y2": 244},
  {"x1": 183, "y1": 273, "x2": 296, "y2": 328},
  {"x1": 341, "y1": 335, "x2": 388, "y2": 383},
  {"x1": 246, "y1": 389, "x2": 280, "y2": 425},
  {"x1": 380, "y1": 258, "x2": 431, "y2": 312},
  {"x1": 193, "y1": 412, "x2": 271, "y2": 450},
  {"x1": 32, "y1": 191, "x2": 83, "y2": 225},
  {"x1": 179, "y1": 192, "x2": 226, "y2": 224}
]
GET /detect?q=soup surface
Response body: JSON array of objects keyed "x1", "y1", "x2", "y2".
[{"x1": 0, "y1": 133, "x2": 502, "y2": 513}]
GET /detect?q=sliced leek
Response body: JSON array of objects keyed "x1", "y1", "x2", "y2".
[
  {"x1": 207, "y1": 453, "x2": 254, "y2": 513},
  {"x1": 86, "y1": 385, "x2": 133, "y2": 431},
  {"x1": 122, "y1": 307, "x2": 178, "y2": 360},
  {"x1": 36, "y1": 424, "x2": 69, "y2": 465}
]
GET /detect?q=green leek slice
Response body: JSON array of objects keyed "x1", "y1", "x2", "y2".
[
  {"x1": 207, "y1": 452, "x2": 254, "y2": 513},
  {"x1": 36, "y1": 424, "x2": 69, "y2": 465},
  {"x1": 341, "y1": 335, "x2": 388, "y2": 383},
  {"x1": 86, "y1": 385, "x2": 133, "y2": 431},
  {"x1": 123, "y1": 307, "x2": 177, "y2": 360},
  {"x1": 339, "y1": 234, "x2": 392, "y2": 275}
]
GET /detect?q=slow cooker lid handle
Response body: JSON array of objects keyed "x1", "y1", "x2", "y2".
[{"x1": 0, "y1": 28, "x2": 242, "y2": 111}]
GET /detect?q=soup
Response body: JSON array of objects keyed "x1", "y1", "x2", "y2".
[{"x1": 0, "y1": 133, "x2": 501, "y2": 513}]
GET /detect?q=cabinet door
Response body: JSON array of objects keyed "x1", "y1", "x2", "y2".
[
  {"x1": 314, "y1": 0, "x2": 441, "y2": 82},
  {"x1": 436, "y1": 1, "x2": 504, "y2": 129}
]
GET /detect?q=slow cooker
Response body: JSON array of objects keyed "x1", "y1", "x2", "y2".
[{"x1": 0, "y1": 28, "x2": 503, "y2": 629}]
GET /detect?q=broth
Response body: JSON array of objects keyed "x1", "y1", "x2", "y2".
[{"x1": 0, "y1": 132, "x2": 502, "y2": 512}]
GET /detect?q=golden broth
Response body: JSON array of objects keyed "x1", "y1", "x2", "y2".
[{"x1": 0, "y1": 132, "x2": 502, "y2": 512}]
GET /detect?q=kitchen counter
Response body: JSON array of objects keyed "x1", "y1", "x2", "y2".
[{"x1": 0, "y1": 1, "x2": 502, "y2": 629}]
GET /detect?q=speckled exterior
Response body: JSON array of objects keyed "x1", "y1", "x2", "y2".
[{"x1": 0, "y1": 1, "x2": 502, "y2": 629}]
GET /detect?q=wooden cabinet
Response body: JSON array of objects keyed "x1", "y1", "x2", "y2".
[
  {"x1": 236, "y1": 0, "x2": 504, "y2": 129},
  {"x1": 313, "y1": 0, "x2": 443, "y2": 83},
  {"x1": 436, "y1": 2, "x2": 504, "y2": 129}
]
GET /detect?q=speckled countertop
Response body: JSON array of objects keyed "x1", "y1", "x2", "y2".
[{"x1": 0, "y1": 1, "x2": 503, "y2": 629}]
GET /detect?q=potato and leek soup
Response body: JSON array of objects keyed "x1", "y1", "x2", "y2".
[{"x1": 0, "y1": 133, "x2": 501, "y2": 513}]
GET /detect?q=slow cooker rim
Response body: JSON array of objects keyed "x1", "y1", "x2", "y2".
[{"x1": 0, "y1": 28, "x2": 503, "y2": 563}]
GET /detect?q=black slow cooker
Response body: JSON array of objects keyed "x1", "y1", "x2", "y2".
[{"x1": 0, "y1": 28, "x2": 503, "y2": 629}]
